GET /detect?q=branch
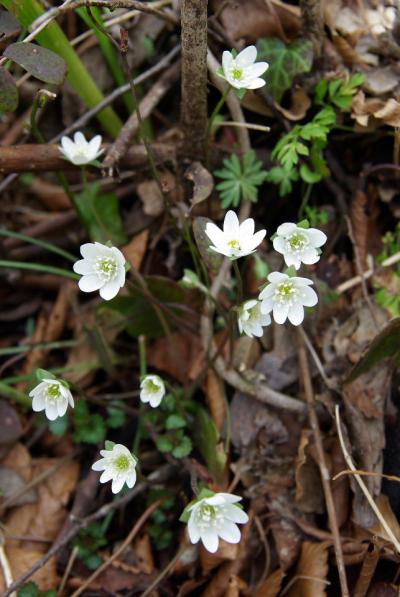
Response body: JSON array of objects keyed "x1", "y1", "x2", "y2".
[{"x1": 180, "y1": 0, "x2": 209, "y2": 160}]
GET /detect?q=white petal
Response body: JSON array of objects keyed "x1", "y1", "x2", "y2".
[
  {"x1": 92, "y1": 458, "x2": 107, "y2": 471},
  {"x1": 259, "y1": 297, "x2": 273, "y2": 313},
  {"x1": 273, "y1": 303, "x2": 289, "y2": 324},
  {"x1": 45, "y1": 402, "x2": 59, "y2": 421},
  {"x1": 236, "y1": 45, "x2": 257, "y2": 67},
  {"x1": 301, "y1": 286, "x2": 318, "y2": 307},
  {"x1": 73, "y1": 259, "x2": 93, "y2": 275},
  {"x1": 268, "y1": 271, "x2": 288, "y2": 284},
  {"x1": 293, "y1": 276, "x2": 314, "y2": 287},
  {"x1": 200, "y1": 529, "x2": 219, "y2": 553},
  {"x1": 60, "y1": 136, "x2": 75, "y2": 154},
  {"x1": 223, "y1": 210, "x2": 240, "y2": 235},
  {"x1": 284, "y1": 253, "x2": 301, "y2": 269},
  {"x1": 307, "y1": 228, "x2": 327, "y2": 247},
  {"x1": 288, "y1": 303, "x2": 304, "y2": 326},
  {"x1": 31, "y1": 394, "x2": 45, "y2": 412},
  {"x1": 216, "y1": 493, "x2": 242, "y2": 504},
  {"x1": 80, "y1": 243, "x2": 99, "y2": 259},
  {"x1": 111, "y1": 476, "x2": 126, "y2": 494},
  {"x1": 225, "y1": 504, "x2": 249, "y2": 523},
  {"x1": 245, "y1": 229, "x2": 266, "y2": 251},
  {"x1": 301, "y1": 248, "x2": 319, "y2": 265},
  {"x1": 126, "y1": 469, "x2": 137, "y2": 488},
  {"x1": 100, "y1": 469, "x2": 114, "y2": 483},
  {"x1": 205, "y1": 222, "x2": 225, "y2": 250},
  {"x1": 241, "y1": 78, "x2": 266, "y2": 89},
  {"x1": 149, "y1": 393, "x2": 163, "y2": 408},
  {"x1": 99, "y1": 279, "x2": 122, "y2": 301},
  {"x1": 277, "y1": 222, "x2": 297, "y2": 236},
  {"x1": 74, "y1": 131, "x2": 86, "y2": 145},
  {"x1": 222, "y1": 50, "x2": 234, "y2": 75},
  {"x1": 57, "y1": 396, "x2": 68, "y2": 417},
  {"x1": 273, "y1": 236, "x2": 285, "y2": 253},
  {"x1": 78, "y1": 274, "x2": 104, "y2": 293},
  {"x1": 89, "y1": 135, "x2": 102, "y2": 153},
  {"x1": 218, "y1": 520, "x2": 241, "y2": 543},
  {"x1": 239, "y1": 218, "x2": 255, "y2": 237},
  {"x1": 111, "y1": 246, "x2": 126, "y2": 266},
  {"x1": 245, "y1": 62, "x2": 269, "y2": 78},
  {"x1": 188, "y1": 516, "x2": 201, "y2": 544},
  {"x1": 261, "y1": 313, "x2": 272, "y2": 326}
]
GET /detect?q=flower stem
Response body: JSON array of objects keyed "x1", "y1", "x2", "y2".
[
  {"x1": 207, "y1": 86, "x2": 230, "y2": 141},
  {"x1": 0, "y1": 260, "x2": 79, "y2": 280},
  {"x1": 232, "y1": 259, "x2": 243, "y2": 304},
  {"x1": 138, "y1": 335, "x2": 147, "y2": 378},
  {"x1": 133, "y1": 335, "x2": 147, "y2": 456}
]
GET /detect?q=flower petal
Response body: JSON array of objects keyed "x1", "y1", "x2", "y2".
[
  {"x1": 200, "y1": 528, "x2": 219, "y2": 553},
  {"x1": 205, "y1": 222, "x2": 225, "y2": 250},
  {"x1": 99, "y1": 279, "x2": 122, "y2": 300},
  {"x1": 126, "y1": 469, "x2": 137, "y2": 488},
  {"x1": 80, "y1": 243, "x2": 99, "y2": 259},
  {"x1": 73, "y1": 259, "x2": 93, "y2": 275},
  {"x1": 111, "y1": 476, "x2": 126, "y2": 494},
  {"x1": 31, "y1": 394, "x2": 45, "y2": 412},
  {"x1": 188, "y1": 515, "x2": 201, "y2": 544},
  {"x1": 307, "y1": 228, "x2": 327, "y2": 247},
  {"x1": 74, "y1": 131, "x2": 86, "y2": 145},
  {"x1": 218, "y1": 520, "x2": 241, "y2": 543},
  {"x1": 244, "y1": 62, "x2": 269, "y2": 78},
  {"x1": 100, "y1": 469, "x2": 114, "y2": 483},
  {"x1": 277, "y1": 222, "x2": 297, "y2": 236},
  {"x1": 223, "y1": 210, "x2": 240, "y2": 235},
  {"x1": 241, "y1": 77, "x2": 266, "y2": 89},
  {"x1": 288, "y1": 303, "x2": 304, "y2": 325},
  {"x1": 225, "y1": 504, "x2": 249, "y2": 523},
  {"x1": 222, "y1": 50, "x2": 234, "y2": 74},
  {"x1": 239, "y1": 217, "x2": 255, "y2": 237},
  {"x1": 301, "y1": 286, "x2": 318, "y2": 307},
  {"x1": 301, "y1": 248, "x2": 319, "y2": 265},
  {"x1": 273, "y1": 303, "x2": 289, "y2": 324},
  {"x1": 236, "y1": 45, "x2": 257, "y2": 67},
  {"x1": 79, "y1": 274, "x2": 104, "y2": 293},
  {"x1": 92, "y1": 458, "x2": 107, "y2": 471},
  {"x1": 245, "y1": 228, "x2": 266, "y2": 251},
  {"x1": 268, "y1": 271, "x2": 288, "y2": 284},
  {"x1": 45, "y1": 402, "x2": 59, "y2": 421}
]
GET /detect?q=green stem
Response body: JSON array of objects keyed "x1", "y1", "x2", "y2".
[
  {"x1": 206, "y1": 87, "x2": 230, "y2": 140},
  {"x1": 0, "y1": 382, "x2": 31, "y2": 407},
  {"x1": 0, "y1": 339, "x2": 79, "y2": 357},
  {"x1": 298, "y1": 183, "x2": 313, "y2": 218},
  {"x1": 0, "y1": 229, "x2": 77, "y2": 262},
  {"x1": 133, "y1": 335, "x2": 147, "y2": 456},
  {"x1": 232, "y1": 259, "x2": 243, "y2": 304},
  {"x1": 0, "y1": 259, "x2": 79, "y2": 279}
]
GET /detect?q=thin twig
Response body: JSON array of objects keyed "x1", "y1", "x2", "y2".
[
  {"x1": 70, "y1": 500, "x2": 162, "y2": 597},
  {"x1": 140, "y1": 544, "x2": 186, "y2": 597},
  {"x1": 335, "y1": 405, "x2": 400, "y2": 553},
  {"x1": 297, "y1": 330, "x2": 349, "y2": 597}
]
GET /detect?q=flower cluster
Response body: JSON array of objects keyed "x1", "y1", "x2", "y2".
[{"x1": 206, "y1": 211, "x2": 326, "y2": 333}]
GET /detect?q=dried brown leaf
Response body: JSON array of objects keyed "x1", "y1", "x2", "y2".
[
  {"x1": 254, "y1": 569, "x2": 285, "y2": 597},
  {"x1": 122, "y1": 229, "x2": 149, "y2": 271},
  {"x1": 137, "y1": 179, "x2": 164, "y2": 216},
  {"x1": 286, "y1": 541, "x2": 330, "y2": 597},
  {"x1": 352, "y1": 91, "x2": 400, "y2": 128},
  {"x1": 148, "y1": 332, "x2": 201, "y2": 385},
  {"x1": 200, "y1": 540, "x2": 238, "y2": 575},
  {"x1": 295, "y1": 430, "x2": 325, "y2": 514},
  {"x1": 275, "y1": 87, "x2": 311, "y2": 121},
  {"x1": 206, "y1": 369, "x2": 226, "y2": 432},
  {"x1": 0, "y1": 547, "x2": 58, "y2": 593},
  {"x1": 350, "y1": 189, "x2": 369, "y2": 270}
]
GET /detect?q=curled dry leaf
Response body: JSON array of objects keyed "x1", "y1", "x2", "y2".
[
  {"x1": 286, "y1": 541, "x2": 330, "y2": 597},
  {"x1": 137, "y1": 179, "x2": 164, "y2": 217},
  {"x1": 147, "y1": 332, "x2": 202, "y2": 385},
  {"x1": 0, "y1": 466, "x2": 37, "y2": 507},
  {"x1": 122, "y1": 229, "x2": 150, "y2": 271},
  {"x1": 295, "y1": 430, "x2": 325, "y2": 514},
  {"x1": 275, "y1": 87, "x2": 311, "y2": 121},
  {"x1": 185, "y1": 161, "x2": 214, "y2": 209},
  {"x1": 352, "y1": 91, "x2": 400, "y2": 128},
  {"x1": 254, "y1": 568, "x2": 285, "y2": 597},
  {"x1": 200, "y1": 539, "x2": 238, "y2": 575}
]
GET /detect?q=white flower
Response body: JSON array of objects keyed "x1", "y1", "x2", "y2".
[
  {"x1": 73, "y1": 242, "x2": 126, "y2": 301},
  {"x1": 219, "y1": 45, "x2": 268, "y2": 90},
  {"x1": 259, "y1": 272, "x2": 318, "y2": 326},
  {"x1": 29, "y1": 378, "x2": 74, "y2": 421},
  {"x1": 186, "y1": 492, "x2": 249, "y2": 553},
  {"x1": 205, "y1": 210, "x2": 266, "y2": 260},
  {"x1": 92, "y1": 443, "x2": 137, "y2": 494},
  {"x1": 273, "y1": 223, "x2": 327, "y2": 270},
  {"x1": 140, "y1": 374, "x2": 165, "y2": 408},
  {"x1": 59, "y1": 131, "x2": 104, "y2": 165},
  {"x1": 238, "y1": 299, "x2": 271, "y2": 337}
]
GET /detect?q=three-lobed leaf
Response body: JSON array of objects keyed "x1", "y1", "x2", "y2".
[{"x1": 257, "y1": 37, "x2": 313, "y2": 102}]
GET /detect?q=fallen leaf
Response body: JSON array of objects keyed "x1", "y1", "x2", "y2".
[
  {"x1": 295, "y1": 430, "x2": 325, "y2": 514},
  {"x1": 0, "y1": 400, "x2": 23, "y2": 445},
  {"x1": 352, "y1": 91, "x2": 400, "y2": 128},
  {"x1": 0, "y1": 547, "x2": 58, "y2": 592},
  {"x1": 275, "y1": 87, "x2": 311, "y2": 121},
  {"x1": 185, "y1": 161, "x2": 214, "y2": 209},
  {"x1": 148, "y1": 332, "x2": 201, "y2": 385},
  {"x1": 200, "y1": 539, "x2": 238, "y2": 575},
  {"x1": 255, "y1": 568, "x2": 285, "y2": 597},
  {"x1": 122, "y1": 229, "x2": 150, "y2": 271},
  {"x1": 137, "y1": 179, "x2": 164, "y2": 216},
  {"x1": 363, "y1": 67, "x2": 399, "y2": 96},
  {"x1": 0, "y1": 466, "x2": 37, "y2": 507},
  {"x1": 286, "y1": 541, "x2": 330, "y2": 597}
]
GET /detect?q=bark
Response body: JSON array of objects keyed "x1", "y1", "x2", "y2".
[
  {"x1": 180, "y1": 0, "x2": 208, "y2": 161},
  {"x1": 299, "y1": 0, "x2": 324, "y2": 55}
]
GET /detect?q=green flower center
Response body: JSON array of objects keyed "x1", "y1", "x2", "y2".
[
  {"x1": 47, "y1": 383, "x2": 61, "y2": 399},
  {"x1": 288, "y1": 232, "x2": 308, "y2": 252},
  {"x1": 95, "y1": 257, "x2": 118, "y2": 281},
  {"x1": 114, "y1": 454, "x2": 130, "y2": 472},
  {"x1": 232, "y1": 67, "x2": 244, "y2": 81},
  {"x1": 228, "y1": 239, "x2": 240, "y2": 251},
  {"x1": 247, "y1": 306, "x2": 259, "y2": 321},
  {"x1": 274, "y1": 281, "x2": 300, "y2": 306},
  {"x1": 145, "y1": 379, "x2": 160, "y2": 394}
]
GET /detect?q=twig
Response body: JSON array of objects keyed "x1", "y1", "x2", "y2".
[
  {"x1": 336, "y1": 251, "x2": 400, "y2": 294},
  {"x1": 0, "y1": 540, "x2": 15, "y2": 597},
  {"x1": 2, "y1": 466, "x2": 171, "y2": 597},
  {"x1": 102, "y1": 60, "x2": 181, "y2": 175},
  {"x1": 345, "y1": 215, "x2": 379, "y2": 330},
  {"x1": 333, "y1": 469, "x2": 400, "y2": 483},
  {"x1": 140, "y1": 544, "x2": 186, "y2": 597},
  {"x1": 298, "y1": 326, "x2": 335, "y2": 390},
  {"x1": 70, "y1": 499, "x2": 162, "y2": 597},
  {"x1": 0, "y1": 143, "x2": 174, "y2": 173},
  {"x1": 57, "y1": 545, "x2": 78, "y2": 596},
  {"x1": 297, "y1": 330, "x2": 349, "y2": 597},
  {"x1": 335, "y1": 405, "x2": 400, "y2": 553},
  {"x1": 180, "y1": 0, "x2": 208, "y2": 160},
  {"x1": 218, "y1": 121, "x2": 271, "y2": 132}
]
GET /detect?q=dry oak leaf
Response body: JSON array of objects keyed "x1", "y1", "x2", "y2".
[
  {"x1": 254, "y1": 568, "x2": 285, "y2": 597},
  {"x1": 200, "y1": 539, "x2": 238, "y2": 575},
  {"x1": 352, "y1": 91, "x2": 400, "y2": 128},
  {"x1": 0, "y1": 546, "x2": 58, "y2": 593},
  {"x1": 286, "y1": 541, "x2": 331, "y2": 597},
  {"x1": 295, "y1": 430, "x2": 325, "y2": 514},
  {"x1": 122, "y1": 229, "x2": 150, "y2": 271}
]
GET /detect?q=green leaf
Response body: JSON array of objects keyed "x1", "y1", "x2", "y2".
[
  {"x1": 105, "y1": 440, "x2": 116, "y2": 450},
  {"x1": 193, "y1": 406, "x2": 227, "y2": 483},
  {"x1": 18, "y1": 582, "x2": 39, "y2": 597},
  {"x1": 49, "y1": 415, "x2": 68, "y2": 436},
  {"x1": 101, "y1": 276, "x2": 189, "y2": 338},
  {"x1": 214, "y1": 150, "x2": 268, "y2": 208},
  {"x1": 156, "y1": 435, "x2": 173, "y2": 453},
  {"x1": 166, "y1": 414, "x2": 187, "y2": 430},
  {"x1": 4, "y1": 42, "x2": 67, "y2": 85},
  {"x1": 106, "y1": 402, "x2": 126, "y2": 429},
  {"x1": 265, "y1": 166, "x2": 299, "y2": 196},
  {"x1": 73, "y1": 401, "x2": 106, "y2": 444},
  {"x1": 0, "y1": 66, "x2": 17, "y2": 112},
  {"x1": 75, "y1": 182, "x2": 127, "y2": 245},
  {"x1": 36, "y1": 368, "x2": 56, "y2": 382},
  {"x1": 0, "y1": 9, "x2": 21, "y2": 39},
  {"x1": 299, "y1": 163, "x2": 322, "y2": 184},
  {"x1": 257, "y1": 37, "x2": 313, "y2": 102},
  {"x1": 345, "y1": 319, "x2": 400, "y2": 383},
  {"x1": 172, "y1": 435, "x2": 192, "y2": 458}
]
